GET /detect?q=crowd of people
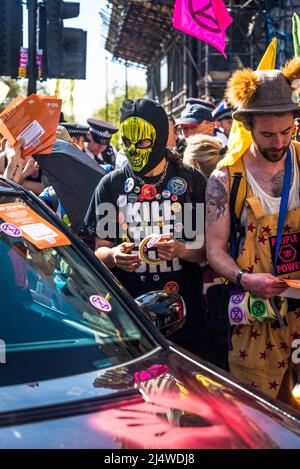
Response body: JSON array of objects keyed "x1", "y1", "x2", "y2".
[{"x1": 1, "y1": 57, "x2": 300, "y2": 411}]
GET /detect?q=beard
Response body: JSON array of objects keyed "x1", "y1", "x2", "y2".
[{"x1": 253, "y1": 138, "x2": 291, "y2": 163}]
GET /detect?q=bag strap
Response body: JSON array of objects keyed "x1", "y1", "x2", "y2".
[{"x1": 227, "y1": 159, "x2": 247, "y2": 259}]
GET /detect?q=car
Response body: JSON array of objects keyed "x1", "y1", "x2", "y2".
[{"x1": 0, "y1": 176, "x2": 300, "y2": 449}]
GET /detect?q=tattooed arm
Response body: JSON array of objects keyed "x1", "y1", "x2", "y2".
[
  {"x1": 205, "y1": 168, "x2": 287, "y2": 298},
  {"x1": 205, "y1": 168, "x2": 240, "y2": 283}
]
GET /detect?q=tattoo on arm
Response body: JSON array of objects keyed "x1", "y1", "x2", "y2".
[{"x1": 206, "y1": 175, "x2": 228, "y2": 225}]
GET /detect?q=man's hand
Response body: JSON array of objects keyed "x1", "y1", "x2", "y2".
[
  {"x1": 241, "y1": 272, "x2": 288, "y2": 298},
  {"x1": 155, "y1": 235, "x2": 184, "y2": 261},
  {"x1": 111, "y1": 242, "x2": 141, "y2": 272}
]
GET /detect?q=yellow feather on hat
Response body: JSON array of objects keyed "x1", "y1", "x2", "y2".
[{"x1": 225, "y1": 68, "x2": 259, "y2": 109}]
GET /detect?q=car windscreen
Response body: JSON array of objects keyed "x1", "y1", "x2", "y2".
[{"x1": 0, "y1": 195, "x2": 157, "y2": 386}]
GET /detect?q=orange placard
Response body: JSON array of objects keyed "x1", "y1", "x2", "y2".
[
  {"x1": 0, "y1": 94, "x2": 62, "y2": 158},
  {"x1": 0, "y1": 202, "x2": 71, "y2": 249}
]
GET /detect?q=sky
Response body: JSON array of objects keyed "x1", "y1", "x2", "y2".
[{"x1": 24, "y1": 0, "x2": 146, "y2": 122}]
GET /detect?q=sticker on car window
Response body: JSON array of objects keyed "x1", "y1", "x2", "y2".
[
  {"x1": 0, "y1": 222, "x2": 22, "y2": 237},
  {"x1": 89, "y1": 295, "x2": 112, "y2": 312},
  {"x1": 0, "y1": 202, "x2": 70, "y2": 249}
]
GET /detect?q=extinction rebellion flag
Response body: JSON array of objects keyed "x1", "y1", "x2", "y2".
[{"x1": 172, "y1": 0, "x2": 233, "y2": 57}]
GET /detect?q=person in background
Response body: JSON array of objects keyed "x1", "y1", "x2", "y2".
[
  {"x1": 213, "y1": 107, "x2": 233, "y2": 141},
  {"x1": 85, "y1": 118, "x2": 118, "y2": 170},
  {"x1": 60, "y1": 122, "x2": 89, "y2": 151},
  {"x1": 167, "y1": 113, "x2": 186, "y2": 156},
  {"x1": 183, "y1": 134, "x2": 227, "y2": 179}
]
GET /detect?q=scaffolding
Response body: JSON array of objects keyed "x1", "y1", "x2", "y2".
[{"x1": 101, "y1": 1, "x2": 300, "y2": 113}]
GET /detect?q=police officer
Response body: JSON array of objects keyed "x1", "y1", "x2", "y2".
[{"x1": 85, "y1": 118, "x2": 118, "y2": 169}]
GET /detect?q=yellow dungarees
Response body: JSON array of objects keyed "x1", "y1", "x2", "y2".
[{"x1": 226, "y1": 143, "x2": 300, "y2": 406}]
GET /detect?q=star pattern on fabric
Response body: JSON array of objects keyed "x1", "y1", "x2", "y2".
[
  {"x1": 247, "y1": 223, "x2": 256, "y2": 233},
  {"x1": 269, "y1": 380, "x2": 279, "y2": 390},
  {"x1": 283, "y1": 224, "x2": 292, "y2": 233},
  {"x1": 254, "y1": 255, "x2": 260, "y2": 264},
  {"x1": 266, "y1": 341, "x2": 275, "y2": 351},
  {"x1": 262, "y1": 225, "x2": 271, "y2": 234},
  {"x1": 278, "y1": 360, "x2": 286, "y2": 368},
  {"x1": 234, "y1": 326, "x2": 243, "y2": 336},
  {"x1": 250, "y1": 329, "x2": 260, "y2": 339},
  {"x1": 247, "y1": 265, "x2": 254, "y2": 274},
  {"x1": 280, "y1": 342, "x2": 289, "y2": 351},
  {"x1": 239, "y1": 350, "x2": 248, "y2": 360},
  {"x1": 259, "y1": 351, "x2": 267, "y2": 360},
  {"x1": 258, "y1": 235, "x2": 267, "y2": 244},
  {"x1": 291, "y1": 331, "x2": 300, "y2": 340}
]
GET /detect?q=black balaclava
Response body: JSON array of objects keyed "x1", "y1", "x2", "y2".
[{"x1": 120, "y1": 98, "x2": 168, "y2": 176}]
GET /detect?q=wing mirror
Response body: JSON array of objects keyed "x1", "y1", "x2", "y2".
[{"x1": 135, "y1": 290, "x2": 186, "y2": 337}]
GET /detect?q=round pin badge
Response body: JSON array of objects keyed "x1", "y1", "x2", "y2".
[
  {"x1": 155, "y1": 193, "x2": 161, "y2": 200},
  {"x1": 134, "y1": 186, "x2": 141, "y2": 194},
  {"x1": 167, "y1": 177, "x2": 187, "y2": 196},
  {"x1": 141, "y1": 184, "x2": 157, "y2": 200},
  {"x1": 128, "y1": 193, "x2": 138, "y2": 203},
  {"x1": 117, "y1": 195, "x2": 127, "y2": 208},
  {"x1": 162, "y1": 189, "x2": 171, "y2": 199},
  {"x1": 163, "y1": 281, "x2": 179, "y2": 293},
  {"x1": 171, "y1": 195, "x2": 178, "y2": 202},
  {"x1": 89, "y1": 295, "x2": 112, "y2": 312},
  {"x1": 171, "y1": 202, "x2": 182, "y2": 213},
  {"x1": 118, "y1": 211, "x2": 125, "y2": 225},
  {"x1": 174, "y1": 222, "x2": 183, "y2": 233},
  {"x1": 124, "y1": 177, "x2": 134, "y2": 193},
  {"x1": 137, "y1": 194, "x2": 144, "y2": 202}
]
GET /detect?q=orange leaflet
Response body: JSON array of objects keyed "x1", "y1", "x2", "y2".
[
  {"x1": 280, "y1": 279, "x2": 300, "y2": 289},
  {"x1": 0, "y1": 94, "x2": 61, "y2": 158},
  {"x1": 0, "y1": 202, "x2": 71, "y2": 250},
  {"x1": 39, "y1": 96, "x2": 62, "y2": 134}
]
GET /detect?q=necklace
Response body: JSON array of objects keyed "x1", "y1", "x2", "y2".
[{"x1": 133, "y1": 161, "x2": 169, "y2": 187}]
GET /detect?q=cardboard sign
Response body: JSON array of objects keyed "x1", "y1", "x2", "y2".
[{"x1": 0, "y1": 202, "x2": 70, "y2": 249}]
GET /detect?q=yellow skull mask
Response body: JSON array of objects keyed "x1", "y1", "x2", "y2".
[{"x1": 120, "y1": 117, "x2": 156, "y2": 172}]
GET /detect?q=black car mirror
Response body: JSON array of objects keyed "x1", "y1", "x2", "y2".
[{"x1": 135, "y1": 290, "x2": 186, "y2": 337}]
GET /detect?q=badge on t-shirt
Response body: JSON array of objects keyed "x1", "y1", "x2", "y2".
[
  {"x1": 167, "y1": 177, "x2": 187, "y2": 196},
  {"x1": 141, "y1": 184, "x2": 157, "y2": 200},
  {"x1": 124, "y1": 177, "x2": 135, "y2": 193}
]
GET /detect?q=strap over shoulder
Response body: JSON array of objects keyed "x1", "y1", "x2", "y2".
[{"x1": 227, "y1": 158, "x2": 247, "y2": 219}]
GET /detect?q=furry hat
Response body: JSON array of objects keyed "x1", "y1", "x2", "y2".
[{"x1": 225, "y1": 57, "x2": 300, "y2": 121}]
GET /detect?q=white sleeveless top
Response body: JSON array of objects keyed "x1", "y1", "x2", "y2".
[{"x1": 240, "y1": 145, "x2": 300, "y2": 227}]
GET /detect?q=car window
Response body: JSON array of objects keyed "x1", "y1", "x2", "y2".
[{"x1": 0, "y1": 195, "x2": 157, "y2": 386}]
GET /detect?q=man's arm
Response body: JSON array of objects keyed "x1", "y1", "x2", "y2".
[{"x1": 205, "y1": 168, "x2": 287, "y2": 298}]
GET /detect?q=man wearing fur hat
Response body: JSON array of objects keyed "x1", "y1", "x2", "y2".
[{"x1": 206, "y1": 58, "x2": 300, "y2": 409}]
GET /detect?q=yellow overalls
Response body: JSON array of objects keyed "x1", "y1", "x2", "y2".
[{"x1": 225, "y1": 143, "x2": 300, "y2": 406}]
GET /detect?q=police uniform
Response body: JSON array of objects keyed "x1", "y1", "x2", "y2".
[{"x1": 86, "y1": 118, "x2": 118, "y2": 169}]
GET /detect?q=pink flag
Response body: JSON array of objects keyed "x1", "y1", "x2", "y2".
[{"x1": 173, "y1": 0, "x2": 233, "y2": 57}]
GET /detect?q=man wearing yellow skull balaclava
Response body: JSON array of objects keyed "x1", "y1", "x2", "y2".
[{"x1": 84, "y1": 98, "x2": 209, "y2": 360}]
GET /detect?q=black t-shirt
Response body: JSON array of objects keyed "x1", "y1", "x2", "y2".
[{"x1": 84, "y1": 161, "x2": 208, "y2": 355}]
